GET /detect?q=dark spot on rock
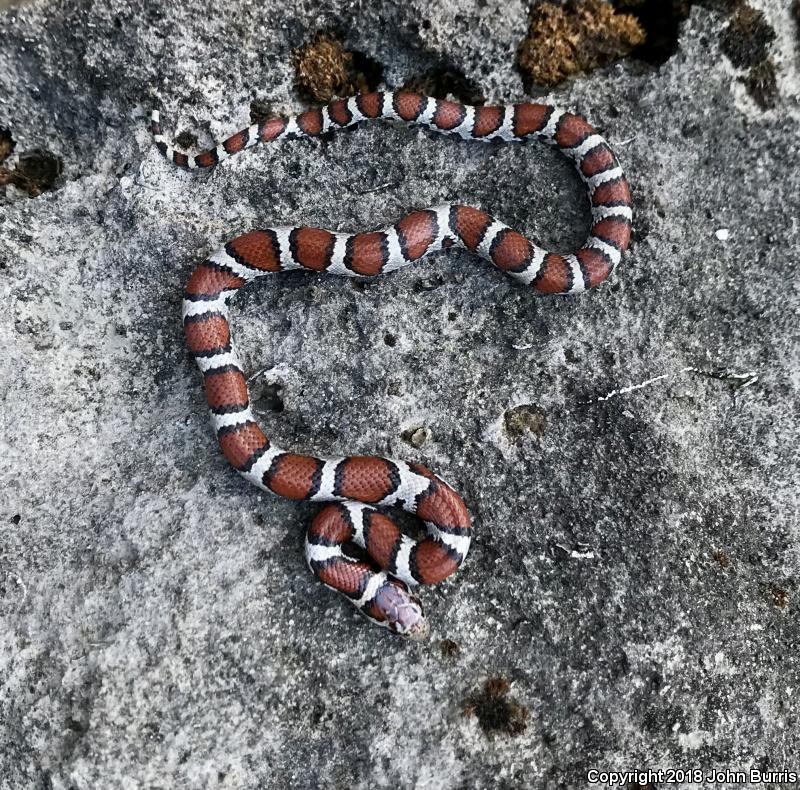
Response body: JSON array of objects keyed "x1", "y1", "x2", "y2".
[
  {"x1": 250, "y1": 98, "x2": 275, "y2": 125},
  {"x1": 440, "y1": 638, "x2": 460, "y2": 657},
  {"x1": 413, "y1": 273, "x2": 445, "y2": 292},
  {"x1": 175, "y1": 130, "x2": 198, "y2": 150},
  {"x1": 292, "y1": 33, "x2": 382, "y2": 103},
  {"x1": 720, "y1": 4, "x2": 776, "y2": 68},
  {"x1": 349, "y1": 49, "x2": 384, "y2": 93},
  {"x1": 386, "y1": 380, "x2": 403, "y2": 396},
  {"x1": 462, "y1": 677, "x2": 529, "y2": 736},
  {"x1": 401, "y1": 65, "x2": 485, "y2": 105},
  {"x1": 66, "y1": 718, "x2": 87, "y2": 734},
  {"x1": 647, "y1": 670, "x2": 663, "y2": 692},
  {"x1": 504, "y1": 404, "x2": 547, "y2": 439},
  {"x1": 0, "y1": 127, "x2": 15, "y2": 162},
  {"x1": 614, "y1": 0, "x2": 700, "y2": 65},
  {"x1": 11, "y1": 514, "x2": 21, "y2": 525},
  {"x1": 153, "y1": 365, "x2": 175, "y2": 386},
  {"x1": 742, "y1": 58, "x2": 778, "y2": 110},
  {"x1": 21, "y1": 150, "x2": 63, "y2": 190},
  {"x1": 681, "y1": 121, "x2": 701, "y2": 138},
  {"x1": 310, "y1": 701, "x2": 326, "y2": 726},
  {"x1": 717, "y1": 4, "x2": 779, "y2": 109},
  {"x1": 142, "y1": 721, "x2": 163, "y2": 742},
  {"x1": 0, "y1": 148, "x2": 63, "y2": 197},
  {"x1": 253, "y1": 382, "x2": 285, "y2": 413},
  {"x1": 383, "y1": 332, "x2": 397, "y2": 347},
  {"x1": 517, "y1": 0, "x2": 645, "y2": 88}
]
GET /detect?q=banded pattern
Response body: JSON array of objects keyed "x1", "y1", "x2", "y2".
[
  {"x1": 163, "y1": 91, "x2": 633, "y2": 636},
  {"x1": 153, "y1": 91, "x2": 632, "y2": 294}
]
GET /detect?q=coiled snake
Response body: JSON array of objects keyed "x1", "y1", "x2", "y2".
[{"x1": 151, "y1": 91, "x2": 632, "y2": 638}]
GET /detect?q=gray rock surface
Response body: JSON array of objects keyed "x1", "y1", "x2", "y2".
[{"x1": 1, "y1": 0, "x2": 799, "y2": 787}]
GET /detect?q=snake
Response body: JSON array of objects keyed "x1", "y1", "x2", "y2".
[{"x1": 151, "y1": 90, "x2": 632, "y2": 638}]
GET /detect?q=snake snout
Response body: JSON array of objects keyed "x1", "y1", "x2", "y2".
[{"x1": 373, "y1": 578, "x2": 428, "y2": 639}]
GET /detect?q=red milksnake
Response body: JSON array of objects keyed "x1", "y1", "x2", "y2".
[{"x1": 151, "y1": 91, "x2": 632, "y2": 638}]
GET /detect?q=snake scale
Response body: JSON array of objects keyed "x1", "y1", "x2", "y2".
[{"x1": 151, "y1": 90, "x2": 632, "y2": 638}]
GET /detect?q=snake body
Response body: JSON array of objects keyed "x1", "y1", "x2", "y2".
[{"x1": 152, "y1": 91, "x2": 632, "y2": 638}]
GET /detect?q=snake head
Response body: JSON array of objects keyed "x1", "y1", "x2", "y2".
[{"x1": 367, "y1": 577, "x2": 429, "y2": 640}]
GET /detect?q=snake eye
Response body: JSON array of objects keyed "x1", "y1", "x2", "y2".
[{"x1": 371, "y1": 578, "x2": 429, "y2": 639}]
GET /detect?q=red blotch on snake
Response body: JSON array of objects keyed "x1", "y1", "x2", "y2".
[
  {"x1": 268, "y1": 454, "x2": 324, "y2": 500},
  {"x1": 472, "y1": 106, "x2": 503, "y2": 138},
  {"x1": 396, "y1": 211, "x2": 437, "y2": 260},
  {"x1": 218, "y1": 422, "x2": 268, "y2": 470},
  {"x1": 336, "y1": 457, "x2": 397, "y2": 503},
  {"x1": 227, "y1": 230, "x2": 282, "y2": 272},
  {"x1": 185, "y1": 265, "x2": 245, "y2": 297},
  {"x1": 185, "y1": 315, "x2": 231, "y2": 354},
  {"x1": 290, "y1": 227, "x2": 335, "y2": 271}
]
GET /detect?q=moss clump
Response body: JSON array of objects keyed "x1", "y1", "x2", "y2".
[
  {"x1": 518, "y1": 0, "x2": 645, "y2": 87},
  {"x1": 440, "y1": 638, "x2": 460, "y2": 658},
  {"x1": 769, "y1": 584, "x2": 788, "y2": 609},
  {"x1": 712, "y1": 550, "x2": 731, "y2": 569},
  {"x1": 462, "y1": 677, "x2": 529, "y2": 737},
  {"x1": 292, "y1": 34, "x2": 381, "y2": 103}
]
